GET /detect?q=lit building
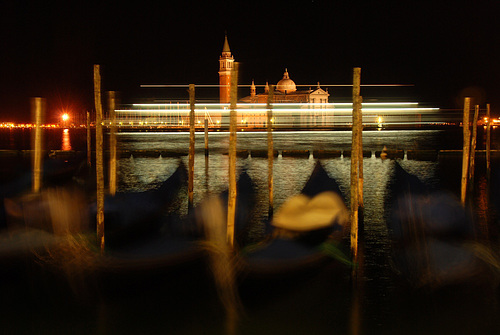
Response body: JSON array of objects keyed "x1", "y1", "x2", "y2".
[
  {"x1": 218, "y1": 35, "x2": 234, "y2": 104},
  {"x1": 219, "y1": 36, "x2": 330, "y2": 104},
  {"x1": 111, "y1": 36, "x2": 440, "y2": 130},
  {"x1": 240, "y1": 69, "x2": 330, "y2": 104},
  {"x1": 219, "y1": 36, "x2": 331, "y2": 127}
]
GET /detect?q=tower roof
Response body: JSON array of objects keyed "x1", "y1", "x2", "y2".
[{"x1": 222, "y1": 34, "x2": 231, "y2": 56}]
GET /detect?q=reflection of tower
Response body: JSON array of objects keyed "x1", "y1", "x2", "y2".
[{"x1": 219, "y1": 35, "x2": 234, "y2": 103}]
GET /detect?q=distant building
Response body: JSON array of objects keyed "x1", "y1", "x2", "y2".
[
  {"x1": 218, "y1": 35, "x2": 234, "y2": 104},
  {"x1": 218, "y1": 36, "x2": 331, "y2": 128},
  {"x1": 218, "y1": 37, "x2": 330, "y2": 104},
  {"x1": 240, "y1": 69, "x2": 330, "y2": 104},
  {"x1": 112, "y1": 36, "x2": 432, "y2": 130}
]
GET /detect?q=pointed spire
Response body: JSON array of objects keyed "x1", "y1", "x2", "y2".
[
  {"x1": 251, "y1": 80, "x2": 256, "y2": 97},
  {"x1": 222, "y1": 33, "x2": 231, "y2": 56},
  {"x1": 265, "y1": 81, "x2": 269, "y2": 93}
]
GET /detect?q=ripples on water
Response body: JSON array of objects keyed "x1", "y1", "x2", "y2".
[
  {"x1": 112, "y1": 130, "x2": 499, "y2": 333},
  {"x1": 1, "y1": 128, "x2": 499, "y2": 333}
]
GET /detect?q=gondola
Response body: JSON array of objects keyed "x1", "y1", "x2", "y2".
[
  {"x1": 387, "y1": 161, "x2": 481, "y2": 287},
  {"x1": 180, "y1": 169, "x2": 256, "y2": 248},
  {"x1": 239, "y1": 161, "x2": 350, "y2": 277},
  {"x1": 94, "y1": 171, "x2": 255, "y2": 299},
  {"x1": 89, "y1": 161, "x2": 188, "y2": 248},
  {"x1": 0, "y1": 155, "x2": 86, "y2": 230}
]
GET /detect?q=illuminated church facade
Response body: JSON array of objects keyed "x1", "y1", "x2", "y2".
[
  {"x1": 219, "y1": 35, "x2": 331, "y2": 128},
  {"x1": 220, "y1": 35, "x2": 330, "y2": 104}
]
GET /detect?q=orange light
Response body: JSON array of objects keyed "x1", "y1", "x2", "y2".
[{"x1": 62, "y1": 113, "x2": 69, "y2": 121}]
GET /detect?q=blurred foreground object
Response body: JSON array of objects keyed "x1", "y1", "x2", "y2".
[{"x1": 388, "y1": 162, "x2": 497, "y2": 287}]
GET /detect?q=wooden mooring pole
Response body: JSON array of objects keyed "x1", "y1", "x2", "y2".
[
  {"x1": 468, "y1": 104, "x2": 479, "y2": 192},
  {"x1": 461, "y1": 97, "x2": 471, "y2": 206},
  {"x1": 486, "y1": 104, "x2": 491, "y2": 180},
  {"x1": 94, "y1": 64, "x2": 105, "y2": 254},
  {"x1": 86, "y1": 111, "x2": 91, "y2": 167},
  {"x1": 358, "y1": 95, "x2": 364, "y2": 210},
  {"x1": 188, "y1": 84, "x2": 195, "y2": 211},
  {"x1": 267, "y1": 85, "x2": 275, "y2": 218},
  {"x1": 350, "y1": 67, "x2": 362, "y2": 272},
  {"x1": 108, "y1": 91, "x2": 117, "y2": 196},
  {"x1": 31, "y1": 97, "x2": 44, "y2": 193},
  {"x1": 227, "y1": 62, "x2": 239, "y2": 249},
  {"x1": 204, "y1": 118, "x2": 209, "y2": 156}
]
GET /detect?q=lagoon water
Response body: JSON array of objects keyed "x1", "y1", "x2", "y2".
[{"x1": 1, "y1": 128, "x2": 499, "y2": 334}]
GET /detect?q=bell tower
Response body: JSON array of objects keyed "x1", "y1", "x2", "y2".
[{"x1": 219, "y1": 34, "x2": 234, "y2": 104}]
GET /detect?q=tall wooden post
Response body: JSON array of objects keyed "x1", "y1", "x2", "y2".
[
  {"x1": 358, "y1": 96, "x2": 364, "y2": 210},
  {"x1": 486, "y1": 104, "x2": 491, "y2": 180},
  {"x1": 204, "y1": 118, "x2": 209, "y2": 156},
  {"x1": 108, "y1": 91, "x2": 117, "y2": 196},
  {"x1": 350, "y1": 67, "x2": 361, "y2": 267},
  {"x1": 94, "y1": 64, "x2": 105, "y2": 254},
  {"x1": 31, "y1": 97, "x2": 44, "y2": 193},
  {"x1": 188, "y1": 84, "x2": 196, "y2": 210},
  {"x1": 86, "y1": 111, "x2": 91, "y2": 167},
  {"x1": 468, "y1": 104, "x2": 479, "y2": 192},
  {"x1": 227, "y1": 62, "x2": 239, "y2": 249},
  {"x1": 267, "y1": 85, "x2": 275, "y2": 218},
  {"x1": 461, "y1": 97, "x2": 471, "y2": 206}
]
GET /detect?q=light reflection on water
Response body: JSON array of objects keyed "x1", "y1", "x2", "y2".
[
  {"x1": 62, "y1": 129, "x2": 71, "y2": 151},
  {"x1": 116, "y1": 129, "x2": 449, "y2": 153},
  {"x1": 114, "y1": 130, "x2": 499, "y2": 332},
  {"x1": 115, "y1": 133, "x2": 445, "y2": 277},
  {"x1": 1, "y1": 128, "x2": 498, "y2": 333}
]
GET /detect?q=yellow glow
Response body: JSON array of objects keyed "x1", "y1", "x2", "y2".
[
  {"x1": 377, "y1": 116, "x2": 383, "y2": 124},
  {"x1": 61, "y1": 113, "x2": 69, "y2": 121}
]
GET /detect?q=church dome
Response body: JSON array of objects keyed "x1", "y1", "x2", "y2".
[{"x1": 276, "y1": 69, "x2": 296, "y2": 93}]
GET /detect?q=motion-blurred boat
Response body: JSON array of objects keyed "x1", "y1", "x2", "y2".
[
  {"x1": 181, "y1": 169, "x2": 256, "y2": 248},
  {"x1": 240, "y1": 162, "x2": 350, "y2": 277},
  {"x1": 93, "y1": 168, "x2": 256, "y2": 299},
  {"x1": 1, "y1": 155, "x2": 87, "y2": 231},
  {"x1": 387, "y1": 161, "x2": 483, "y2": 287},
  {"x1": 89, "y1": 161, "x2": 188, "y2": 248}
]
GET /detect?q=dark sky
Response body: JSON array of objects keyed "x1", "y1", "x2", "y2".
[{"x1": 1, "y1": 1, "x2": 499, "y2": 122}]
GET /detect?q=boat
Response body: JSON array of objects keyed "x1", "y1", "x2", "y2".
[
  {"x1": 182, "y1": 169, "x2": 256, "y2": 248},
  {"x1": 0, "y1": 155, "x2": 86, "y2": 230},
  {"x1": 89, "y1": 161, "x2": 188, "y2": 248},
  {"x1": 239, "y1": 161, "x2": 350, "y2": 277},
  {"x1": 91, "y1": 168, "x2": 255, "y2": 294},
  {"x1": 387, "y1": 161, "x2": 482, "y2": 287}
]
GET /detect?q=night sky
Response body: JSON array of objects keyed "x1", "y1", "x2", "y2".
[{"x1": 1, "y1": 1, "x2": 499, "y2": 123}]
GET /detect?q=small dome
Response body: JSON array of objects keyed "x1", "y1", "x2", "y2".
[{"x1": 276, "y1": 69, "x2": 296, "y2": 93}]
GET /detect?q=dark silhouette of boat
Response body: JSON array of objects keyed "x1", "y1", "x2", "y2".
[
  {"x1": 240, "y1": 162, "x2": 350, "y2": 277},
  {"x1": 178, "y1": 169, "x2": 256, "y2": 248},
  {"x1": 89, "y1": 161, "x2": 188, "y2": 248},
  {"x1": 387, "y1": 161, "x2": 482, "y2": 287},
  {"x1": 0, "y1": 155, "x2": 87, "y2": 231}
]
